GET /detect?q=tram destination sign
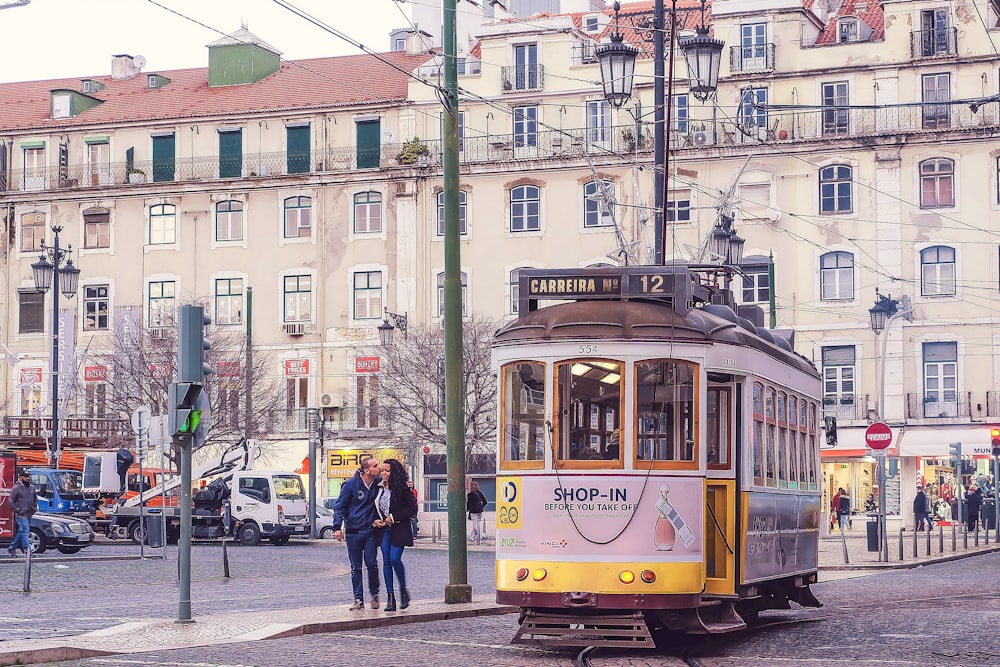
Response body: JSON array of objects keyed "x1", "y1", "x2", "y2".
[{"x1": 519, "y1": 267, "x2": 704, "y2": 313}]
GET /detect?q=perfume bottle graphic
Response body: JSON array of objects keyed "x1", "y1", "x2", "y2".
[{"x1": 654, "y1": 484, "x2": 695, "y2": 551}]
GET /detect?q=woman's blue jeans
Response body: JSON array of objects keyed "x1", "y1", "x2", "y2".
[{"x1": 380, "y1": 529, "x2": 407, "y2": 593}]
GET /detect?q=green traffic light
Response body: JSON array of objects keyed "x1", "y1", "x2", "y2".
[{"x1": 180, "y1": 409, "x2": 203, "y2": 434}]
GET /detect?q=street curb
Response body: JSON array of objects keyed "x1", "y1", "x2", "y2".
[
  {"x1": 818, "y1": 543, "x2": 1000, "y2": 571},
  {"x1": 266, "y1": 604, "x2": 519, "y2": 639}
]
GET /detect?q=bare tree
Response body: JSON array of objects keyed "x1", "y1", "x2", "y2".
[
  {"x1": 371, "y1": 314, "x2": 500, "y2": 467},
  {"x1": 88, "y1": 305, "x2": 285, "y2": 457}
]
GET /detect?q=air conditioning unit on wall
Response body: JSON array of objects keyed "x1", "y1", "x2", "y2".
[
  {"x1": 283, "y1": 323, "x2": 305, "y2": 336},
  {"x1": 690, "y1": 129, "x2": 715, "y2": 147}
]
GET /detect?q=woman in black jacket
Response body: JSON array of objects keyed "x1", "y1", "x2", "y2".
[{"x1": 375, "y1": 458, "x2": 418, "y2": 612}]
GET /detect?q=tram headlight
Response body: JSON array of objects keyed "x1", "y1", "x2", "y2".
[
  {"x1": 532, "y1": 568, "x2": 548, "y2": 581},
  {"x1": 618, "y1": 570, "x2": 636, "y2": 584},
  {"x1": 515, "y1": 568, "x2": 530, "y2": 581},
  {"x1": 640, "y1": 570, "x2": 656, "y2": 584}
]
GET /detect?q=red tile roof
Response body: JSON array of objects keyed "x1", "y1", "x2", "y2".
[
  {"x1": 0, "y1": 51, "x2": 432, "y2": 133},
  {"x1": 812, "y1": 0, "x2": 885, "y2": 46}
]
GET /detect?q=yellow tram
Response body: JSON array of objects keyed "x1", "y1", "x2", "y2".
[{"x1": 492, "y1": 266, "x2": 823, "y2": 647}]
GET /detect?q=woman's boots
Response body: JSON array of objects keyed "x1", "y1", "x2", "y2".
[
  {"x1": 400, "y1": 588, "x2": 411, "y2": 610},
  {"x1": 384, "y1": 592, "x2": 397, "y2": 612}
]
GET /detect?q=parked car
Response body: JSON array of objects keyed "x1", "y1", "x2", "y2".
[
  {"x1": 315, "y1": 505, "x2": 336, "y2": 539},
  {"x1": 28, "y1": 512, "x2": 96, "y2": 554},
  {"x1": 319, "y1": 497, "x2": 337, "y2": 511}
]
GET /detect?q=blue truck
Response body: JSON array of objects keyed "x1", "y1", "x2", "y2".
[{"x1": 26, "y1": 467, "x2": 95, "y2": 520}]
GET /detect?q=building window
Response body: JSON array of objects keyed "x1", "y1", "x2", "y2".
[
  {"x1": 920, "y1": 245, "x2": 956, "y2": 296},
  {"x1": 84, "y1": 383, "x2": 107, "y2": 418},
  {"x1": 394, "y1": 36, "x2": 406, "y2": 51},
  {"x1": 18, "y1": 291, "x2": 44, "y2": 334},
  {"x1": 513, "y1": 43, "x2": 539, "y2": 90},
  {"x1": 821, "y1": 346, "x2": 855, "y2": 408},
  {"x1": 87, "y1": 141, "x2": 110, "y2": 187},
  {"x1": 513, "y1": 106, "x2": 538, "y2": 148},
  {"x1": 821, "y1": 82, "x2": 849, "y2": 135},
  {"x1": 436, "y1": 190, "x2": 468, "y2": 236},
  {"x1": 437, "y1": 271, "x2": 468, "y2": 317},
  {"x1": 83, "y1": 208, "x2": 110, "y2": 249},
  {"x1": 919, "y1": 158, "x2": 954, "y2": 208},
  {"x1": 666, "y1": 195, "x2": 691, "y2": 222},
  {"x1": 148, "y1": 281, "x2": 176, "y2": 328},
  {"x1": 83, "y1": 285, "x2": 109, "y2": 331},
  {"x1": 586, "y1": 100, "x2": 611, "y2": 143},
  {"x1": 671, "y1": 94, "x2": 689, "y2": 133},
  {"x1": 353, "y1": 271, "x2": 383, "y2": 320},
  {"x1": 356, "y1": 375, "x2": 379, "y2": 428},
  {"x1": 20, "y1": 212, "x2": 45, "y2": 252},
  {"x1": 740, "y1": 263, "x2": 770, "y2": 305},
  {"x1": 215, "y1": 200, "x2": 244, "y2": 242},
  {"x1": 920, "y1": 9, "x2": 951, "y2": 56},
  {"x1": 354, "y1": 191, "x2": 382, "y2": 233},
  {"x1": 218, "y1": 129, "x2": 243, "y2": 179},
  {"x1": 510, "y1": 184, "x2": 540, "y2": 232},
  {"x1": 737, "y1": 182, "x2": 772, "y2": 222},
  {"x1": 215, "y1": 278, "x2": 243, "y2": 325},
  {"x1": 283, "y1": 275, "x2": 312, "y2": 322},
  {"x1": 838, "y1": 18, "x2": 858, "y2": 42},
  {"x1": 922, "y1": 341, "x2": 957, "y2": 415},
  {"x1": 148, "y1": 204, "x2": 176, "y2": 245},
  {"x1": 23, "y1": 146, "x2": 45, "y2": 191},
  {"x1": 921, "y1": 73, "x2": 950, "y2": 129},
  {"x1": 820, "y1": 251, "x2": 854, "y2": 300},
  {"x1": 583, "y1": 180, "x2": 614, "y2": 228},
  {"x1": 739, "y1": 87, "x2": 768, "y2": 129},
  {"x1": 819, "y1": 164, "x2": 852, "y2": 214},
  {"x1": 283, "y1": 196, "x2": 312, "y2": 238},
  {"x1": 510, "y1": 267, "x2": 526, "y2": 314}
]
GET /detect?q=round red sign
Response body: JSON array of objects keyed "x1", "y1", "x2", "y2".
[{"x1": 865, "y1": 422, "x2": 893, "y2": 450}]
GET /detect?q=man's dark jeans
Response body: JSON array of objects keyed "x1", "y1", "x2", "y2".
[{"x1": 345, "y1": 528, "x2": 380, "y2": 601}]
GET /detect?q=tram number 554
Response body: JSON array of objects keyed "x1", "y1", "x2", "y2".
[{"x1": 579, "y1": 344, "x2": 598, "y2": 354}]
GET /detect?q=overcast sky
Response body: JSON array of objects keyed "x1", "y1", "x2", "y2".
[{"x1": 0, "y1": 0, "x2": 408, "y2": 83}]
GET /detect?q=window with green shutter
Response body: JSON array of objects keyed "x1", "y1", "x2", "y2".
[
  {"x1": 152, "y1": 133, "x2": 175, "y2": 182},
  {"x1": 356, "y1": 119, "x2": 380, "y2": 169},
  {"x1": 286, "y1": 125, "x2": 310, "y2": 174},
  {"x1": 219, "y1": 130, "x2": 242, "y2": 178}
]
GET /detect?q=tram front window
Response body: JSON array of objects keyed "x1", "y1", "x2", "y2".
[
  {"x1": 501, "y1": 362, "x2": 546, "y2": 464},
  {"x1": 555, "y1": 360, "x2": 622, "y2": 463},
  {"x1": 636, "y1": 361, "x2": 695, "y2": 462}
]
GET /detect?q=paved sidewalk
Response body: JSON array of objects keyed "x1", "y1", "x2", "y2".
[{"x1": 3, "y1": 532, "x2": 998, "y2": 667}]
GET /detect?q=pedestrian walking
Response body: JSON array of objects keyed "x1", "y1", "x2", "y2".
[
  {"x1": 913, "y1": 485, "x2": 930, "y2": 531},
  {"x1": 332, "y1": 456, "x2": 382, "y2": 611},
  {"x1": 836, "y1": 487, "x2": 851, "y2": 532},
  {"x1": 466, "y1": 481, "x2": 489, "y2": 542},
  {"x1": 374, "y1": 459, "x2": 417, "y2": 612},
  {"x1": 965, "y1": 483, "x2": 983, "y2": 532},
  {"x1": 7, "y1": 469, "x2": 37, "y2": 557}
]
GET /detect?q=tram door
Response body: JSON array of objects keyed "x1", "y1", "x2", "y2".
[{"x1": 704, "y1": 381, "x2": 737, "y2": 596}]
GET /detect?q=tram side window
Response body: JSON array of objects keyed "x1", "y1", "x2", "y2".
[
  {"x1": 752, "y1": 382, "x2": 765, "y2": 485},
  {"x1": 777, "y1": 391, "x2": 789, "y2": 489},
  {"x1": 808, "y1": 403, "x2": 818, "y2": 489},
  {"x1": 501, "y1": 362, "x2": 547, "y2": 466},
  {"x1": 635, "y1": 361, "x2": 695, "y2": 463},
  {"x1": 555, "y1": 359, "x2": 622, "y2": 463},
  {"x1": 707, "y1": 387, "x2": 730, "y2": 467},
  {"x1": 765, "y1": 387, "x2": 777, "y2": 487}
]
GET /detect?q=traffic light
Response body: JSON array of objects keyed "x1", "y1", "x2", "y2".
[
  {"x1": 991, "y1": 427, "x2": 1000, "y2": 457},
  {"x1": 169, "y1": 382, "x2": 203, "y2": 437},
  {"x1": 178, "y1": 305, "x2": 212, "y2": 383},
  {"x1": 824, "y1": 415, "x2": 838, "y2": 447},
  {"x1": 948, "y1": 442, "x2": 962, "y2": 467}
]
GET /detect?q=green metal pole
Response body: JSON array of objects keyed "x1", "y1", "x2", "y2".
[
  {"x1": 244, "y1": 286, "x2": 253, "y2": 440},
  {"x1": 768, "y1": 251, "x2": 776, "y2": 329},
  {"x1": 442, "y1": 0, "x2": 470, "y2": 604}
]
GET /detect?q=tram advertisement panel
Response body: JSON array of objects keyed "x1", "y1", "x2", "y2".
[
  {"x1": 496, "y1": 475, "x2": 703, "y2": 560},
  {"x1": 742, "y1": 492, "x2": 820, "y2": 581}
]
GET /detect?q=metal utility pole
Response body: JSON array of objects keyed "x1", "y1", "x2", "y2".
[
  {"x1": 307, "y1": 408, "x2": 319, "y2": 539},
  {"x1": 244, "y1": 286, "x2": 253, "y2": 440},
  {"x1": 442, "y1": 0, "x2": 470, "y2": 604}
]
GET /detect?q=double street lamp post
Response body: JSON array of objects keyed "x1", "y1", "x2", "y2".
[
  {"x1": 596, "y1": 0, "x2": 724, "y2": 266},
  {"x1": 31, "y1": 225, "x2": 81, "y2": 470}
]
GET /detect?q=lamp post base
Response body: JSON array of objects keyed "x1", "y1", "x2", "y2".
[{"x1": 444, "y1": 584, "x2": 473, "y2": 604}]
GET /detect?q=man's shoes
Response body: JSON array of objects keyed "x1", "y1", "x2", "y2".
[
  {"x1": 370, "y1": 592, "x2": 380, "y2": 610},
  {"x1": 350, "y1": 599, "x2": 365, "y2": 611},
  {"x1": 400, "y1": 588, "x2": 411, "y2": 610}
]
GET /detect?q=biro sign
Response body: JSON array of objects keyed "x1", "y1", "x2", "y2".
[{"x1": 865, "y1": 422, "x2": 892, "y2": 450}]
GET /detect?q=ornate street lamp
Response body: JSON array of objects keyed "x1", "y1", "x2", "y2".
[
  {"x1": 377, "y1": 307, "x2": 408, "y2": 347},
  {"x1": 596, "y1": 0, "x2": 723, "y2": 265},
  {"x1": 32, "y1": 225, "x2": 82, "y2": 469}
]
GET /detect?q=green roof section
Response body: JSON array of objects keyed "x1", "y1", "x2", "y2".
[
  {"x1": 50, "y1": 88, "x2": 103, "y2": 118},
  {"x1": 207, "y1": 27, "x2": 282, "y2": 88}
]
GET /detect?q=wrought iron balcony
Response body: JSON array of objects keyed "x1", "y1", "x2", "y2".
[
  {"x1": 911, "y1": 27, "x2": 958, "y2": 58},
  {"x1": 729, "y1": 44, "x2": 775, "y2": 74},
  {"x1": 906, "y1": 392, "x2": 971, "y2": 420},
  {"x1": 821, "y1": 394, "x2": 870, "y2": 422},
  {"x1": 501, "y1": 64, "x2": 544, "y2": 92},
  {"x1": 1, "y1": 415, "x2": 131, "y2": 446}
]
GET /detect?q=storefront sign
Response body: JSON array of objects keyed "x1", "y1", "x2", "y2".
[
  {"x1": 149, "y1": 363, "x2": 172, "y2": 379},
  {"x1": 18, "y1": 368, "x2": 42, "y2": 386},
  {"x1": 217, "y1": 361, "x2": 241, "y2": 377},
  {"x1": 83, "y1": 365, "x2": 107, "y2": 382},
  {"x1": 284, "y1": 359, "x2": 309, "y2": 376},
  {"x1": 326, "y1": 448, "x2": 405, "y2": 478},
  {"x1": 355, "y1": 357, "x2": 381, "y2": 373}
]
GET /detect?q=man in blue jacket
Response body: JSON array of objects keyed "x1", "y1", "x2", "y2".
[{"x1": 332, "y1": 456, "x2": 382, "y2": 610}]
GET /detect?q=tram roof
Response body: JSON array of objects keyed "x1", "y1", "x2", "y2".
[{"x1": 494, "y1": 299, "x2": 818, "y2": 377}]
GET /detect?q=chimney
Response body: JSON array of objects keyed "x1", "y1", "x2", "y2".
[{"x1": 111, "y1": 54, "x2": 145, "y2": 81}]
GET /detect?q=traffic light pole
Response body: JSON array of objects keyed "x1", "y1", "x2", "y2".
[{"x1": 177, "y1": 434, "x2": 193, "y2": 622}]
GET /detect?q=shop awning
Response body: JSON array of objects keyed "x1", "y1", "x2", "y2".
[{"x1": 895, "y1": 425, "x2": 994, "y2": 458}]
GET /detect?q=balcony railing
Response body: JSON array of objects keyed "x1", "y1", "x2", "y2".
[
  {"x1": 1, "y1": 415, "x2": 131, "y2": 445},
  {"x1": 987, "y1": 391, "x2": 1000, "y2": 418},
  {"x1": 260, "y1": 406, "x2": 402, "y2": 435},
  {"x1": 729, "y1": 44, "x2": 776, "y2": 73},
  {"x1": 5, "y1": 101, "x2": 1000, "y2": 196},
  {"x1": 906, "y1": 392, "x2": 971, "y2": 420},
  {"x1": 501, "y1": 64, "x2": 544, "y2": 92},
  {"x1": 911, "y1": 27, "x2": 958, "y2": 58},
  {"x1": 821, "y1": 394, "x2": 870, "y2": 421}
]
